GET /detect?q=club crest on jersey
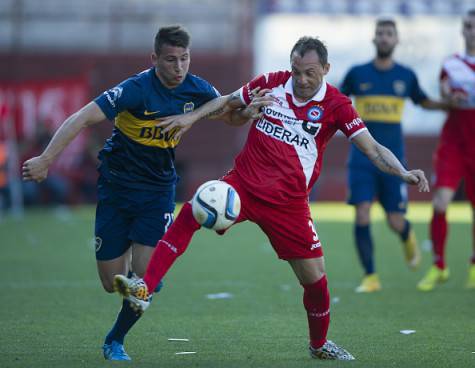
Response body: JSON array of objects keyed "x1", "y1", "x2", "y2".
[
  {"x1": 184, "y1": 102, "x2": 195, "y2": 113},
  {"x1": 393, "y1": 80, "x2": 406, "y2": 95},
  {"x1": 307, "y1": 106, "x2": 323, "y2": 121}
]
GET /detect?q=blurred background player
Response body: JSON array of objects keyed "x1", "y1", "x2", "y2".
[
  {"x1": 340, "y1": 18, "x2": 449, "y2": 293},
  {"x1": 418, "y1": 9, "x2": 475, "y2": 291},
  {"x1": 22, "y1": 25, "x2": 223, "y2": 361},
  {"x1": 113, "y1": 36, "x2": 429, "y2": 361}
]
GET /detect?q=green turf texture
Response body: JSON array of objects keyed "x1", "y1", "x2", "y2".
[{"x1": 0, "y1": 203, "x2": 474, "y2": 367}]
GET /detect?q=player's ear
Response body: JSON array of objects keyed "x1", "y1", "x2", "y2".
[
  {"x1": 151, "y1": 52, "x2": 158, "y2": 67},
  {"x1": 323, "y1": 63, "x2": 330, "y2": 75}
]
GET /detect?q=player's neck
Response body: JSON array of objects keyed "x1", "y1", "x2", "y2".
[{"x1": 373, "y1": 57, "x2": 394, "y2": 70}]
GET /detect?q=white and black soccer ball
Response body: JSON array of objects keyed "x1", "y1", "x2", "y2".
[{"x1": 191, "y1": 180, "x2": 241, "y2": 231}]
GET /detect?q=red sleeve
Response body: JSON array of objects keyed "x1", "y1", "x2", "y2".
[
  {"x1": 334, "y1": 102, "x2": 367, "y2": 140},
  {"x1": 239, "y1": 71, "x2": 290, "y2": 105}
]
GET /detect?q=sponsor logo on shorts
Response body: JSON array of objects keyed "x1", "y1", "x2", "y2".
[
  {"x1": 95, "y1": 236, "x2": 103, "y2": 252},
  {"x1": 310, "y1": 241, "x2": 321, "y2": 251}
]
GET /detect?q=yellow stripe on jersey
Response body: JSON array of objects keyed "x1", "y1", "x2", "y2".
[
  {"x1": 354, "y1": 96, "x2": 406, "y2": 123},
  {"x1": 115, "y1": 111, "x2": 180, "y2": 148}
]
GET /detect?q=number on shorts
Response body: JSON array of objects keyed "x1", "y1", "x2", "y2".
[
  {"x1": 308, "y1": 219, "x2": 319, "y2": 242},
  {"x1": 164, "y1": 212, "x2": 174, "y2": 233}
]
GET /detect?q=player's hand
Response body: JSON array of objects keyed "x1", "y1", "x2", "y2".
[
  {"x1": 401, "y1": 169, "x2": 430, "y2": 192},
  {"x1": 447, "y1": 91, "x2": 469, "y2": 108},
  {"x1": 241, "y1": 88, "x2": 275, "y2": 119},
  {"x1": 22, "y1": 156, "x2": 50, "y2": 182},
  {"x1": 441, "y1": 78, "x2": 468, "y2": 108},
  {"x1": 156, "y1": 114, "x2": 195, "y2": 140}
]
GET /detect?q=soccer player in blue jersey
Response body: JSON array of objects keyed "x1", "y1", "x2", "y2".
[
  {"x1": 22, "y1": 25, "x2": 244, "y2": 361},
  {"x1": 340, "y1": 18, "x2": 449, "y2": 293}
]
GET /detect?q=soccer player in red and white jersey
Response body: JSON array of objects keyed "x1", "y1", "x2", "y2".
[
  {"x1": 113, "y1": 37, "x2": 429, "y2": 361},
  {"x1": 418, "y1": 9, "x2": 475, "y2": 291}
]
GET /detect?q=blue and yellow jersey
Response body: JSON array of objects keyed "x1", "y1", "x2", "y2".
[
  {"x1": 94, "y1": 68, "x2": 220, "y2": 190},
  {"x1": 340, "y1": 61, "x2": 427, "y2": 167}
]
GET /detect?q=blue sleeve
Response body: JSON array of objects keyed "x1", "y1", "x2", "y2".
[
  {"x1": 340, "y1": 68, "x2": 354, "y2": 96},
  {"x1": 200, "y1": 82, "x2": 221, "y2": 105},
  {"x1": 94, "y1": 78, "x2": 143, "y2": 121},
  {"x1": 408, "y1": 70, "x2": 428, "y2": 105}
]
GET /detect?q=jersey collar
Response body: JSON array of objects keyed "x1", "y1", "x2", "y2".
[{"x1": 284, "y1": 76, "x2": 327, "y2": 106}]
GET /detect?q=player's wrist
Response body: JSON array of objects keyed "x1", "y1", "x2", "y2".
[{"x1": 39, "y1": 152, "x2": 54, "y2": 165}]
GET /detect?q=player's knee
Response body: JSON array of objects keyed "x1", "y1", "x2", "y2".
[
  {"x1": 432, "y1": 193, "x2": 450, "y2": 213},
  {"x1": 99, "y1": 276, "x2": 116, "y2": 293},
  {"x1": 355, "y1": 203, "x2": 371, "y2": 225},
  {"x1": 387, "y1": 214, "x2": 404, "y2": 232}
]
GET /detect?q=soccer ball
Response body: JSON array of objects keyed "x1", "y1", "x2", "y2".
[{"x1": 191, "y1": 180, "x2": 241, "y2": 231}]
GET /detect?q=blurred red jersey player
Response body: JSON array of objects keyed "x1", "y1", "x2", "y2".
[{"x1": 418, "y1": 9, "x2": 475, "y2": 291}]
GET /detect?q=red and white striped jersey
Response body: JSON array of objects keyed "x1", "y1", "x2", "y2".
[
  {"x1": 234, "y1": 71, "x2": 367, "y2": 204},
  {"x1": 441, "y1": 53, "x2": 475, "y2": 109}
]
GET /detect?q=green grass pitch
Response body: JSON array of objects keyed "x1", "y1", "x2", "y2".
[{"x1": 0, "y1": 203, "x2": 474, "y2": 367}]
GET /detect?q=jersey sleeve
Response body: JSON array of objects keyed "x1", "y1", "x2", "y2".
[
  {"x1": 339, "y1": 68, "x2": 354, "y2": 96},
  {"x1": 239, "y1": 74, "x2": 269, "y2": 105},
  {"x1": 334, "y1": 102, "x2": 367, "y2": 140},
  {"x1": 239, "y1": 71, "x2": 289, "y2": 105},
  {"x1": 94, "y1": 78, "x2": 143, "y2": 121},
  {"x1": 408, "y1": 70, "x2": 428, "y2": 105},
  {"x1": 197, "y1": 82, "x2": 221, "y2": 108}
]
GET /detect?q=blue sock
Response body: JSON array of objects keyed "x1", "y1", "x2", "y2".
[
  {"x1": 104, "y1": 275, "x2": 164, "y2": 345},
  {"x1": 399, "y1": 220, "x2": 411, "y2": 242},
  {"x1": 355, "y1": 224, "x2": 374, "y2": 274}
]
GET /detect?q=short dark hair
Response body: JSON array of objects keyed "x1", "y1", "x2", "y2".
[
  {"x1": 290, "y1": 36, "x2": 328, "y2": 66},
  {"x1": 376, "y1": 17, "x2": 397, "y2": 30},
  {"x1": 154, "y1": 25, "x2": 190, "y2": 54}
]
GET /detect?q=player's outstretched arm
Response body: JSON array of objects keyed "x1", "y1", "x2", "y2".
[
  {"x1": 156, "y1": 91, "x2": 244, "y2": 139},
  {"x1": 352, "y1": 131, "x2": 429, "y2": 192},
  {"x1": 156, "y1": 87, "x2": 272, "y2": 138},
  {"x1": 22, "y1": 102, "x2": 106, "y2": 182}
]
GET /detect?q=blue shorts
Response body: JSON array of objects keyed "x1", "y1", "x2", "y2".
[
  {"x1": 347, "y1": 165, "x2": 408, "y2": 213},
  {"x1": 94, "y1": 177, "x2": 175, "y2": 261}
]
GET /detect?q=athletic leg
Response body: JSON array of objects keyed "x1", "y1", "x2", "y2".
[
  {"x1": 417, "y1": 188, "x2": 454, "y2": 291},
  {"x1": 288, "y1": 258, "x2": 354, "y2": 360},
  {"x1": 386, "y1": 212, "x2": 420, "y2": 269},
  {"x1": 348, "y1": 166, "x2": 378, "y2": 291}
]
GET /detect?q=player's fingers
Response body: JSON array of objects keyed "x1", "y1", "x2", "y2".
[
  {"x1": 260, "y1": 88, "x2": 272, "y2": 95},
  {"x1": 254, "y1": 100, "x2": 274, "y2": 109},
  {"x1": 250, "y1": 86, "x2": 261, "y2": 95},
  {"x1": 175, "y1": 127, "x2": 188, "y2": 141},
  {"x1": 161, "y1": 123, "x2": 176, "y2": 134},
  {"x1": 155, "y1": 115, "x2": 177, "y2": 127},
  {"x1": 255, "y1": 88, "x2": 272, "y2": 97},
  {"x1": 413, "y1": 171, "x2": 429, "y2": 192},
  {"x1": 420, "y1": 176, "x2": 430, "y2": 192}
]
